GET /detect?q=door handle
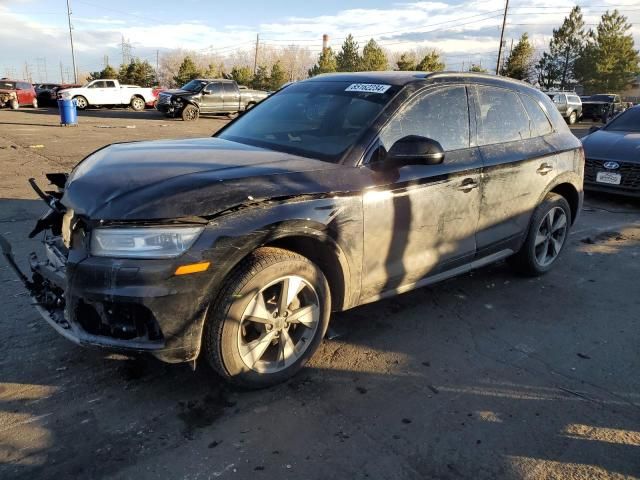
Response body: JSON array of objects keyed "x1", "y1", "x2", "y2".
[
  {"x1": 457, "y1": 178, "x2": 479, "y2": 192},
  {"x1": 537, "y1": 163, "x2": 553, "y2": 175}
]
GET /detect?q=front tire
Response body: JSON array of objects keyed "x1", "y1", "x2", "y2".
[
  {"x1": 568, "y1": 111, "x2": 577, "y2": 125},
  {"x1": 203, "y1": 247, "x2": 331, "y2": 389},
  {"x1": 181, "y1": 104, "x2": 199, "y2": 121},
  {"x1": 32, "y1": 98, "x2": 38, "y2": 109},
  {"x1": 508, "y1": 193, "x2": 571, "y2": 276},
  {"x1": 74, "y1": 96, "x2": 88, "y2": 110},
  {"x1": 10, "y1": 99, "x2": 19, "y2": 110}
]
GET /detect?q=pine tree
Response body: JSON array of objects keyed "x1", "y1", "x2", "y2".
[
  {"x1": 250, "y1": 65, "x2": 270, "y2": 90},
  {"x1": 574, "y1": 10, "x2": 640, "y2": 93},
  {"x1": 308, "y1": 48, "x2": 337, "y2": 77},
  {"x1": 336, "y1": 34, "x2": 362, "y2": 72},
  {"x1": 231, "y1": 66, "x2": 253, "y2": 86},
  {"x1": 501, "y1": 33, "x2": 535, "y2": 82},
  {"x1": 535, "y1": 52, "x2": 562, "y2": 90},
  {"x1": 361, "y1": 39, "x2": 387, "y2": 71},
  {"x1": 550, "y1": 7, "x2": 587, "y2": 90},
  {"x1": 416, "y1": 51, "x2": 445, "y2": 72},
  {"x1": 204, "y1": 63, "x2": 225, "y2": 78},
  {"x1": 468, "y1": 64, "x2": 487, "y2": 73},
  {"x1": 396, "y1": 53, "x2": 416, "y2": 71},
  {"x1": 268, "y1": 61, "x2": 287, "y2": 90},
  {"x1": 89, "y1": 65, "x2": 118, "y2": 81},
  {"x1": 173, "y1": 56, "x2": 202, "y2": 86}
]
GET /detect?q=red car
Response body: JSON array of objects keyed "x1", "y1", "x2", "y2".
[{"x1": 0, "y1": 79, "x2": 38, "y2": 109}]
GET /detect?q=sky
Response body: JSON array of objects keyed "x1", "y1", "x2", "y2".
[{"x1": 1, "y1": 0, "x2": 639, "y2": 82}]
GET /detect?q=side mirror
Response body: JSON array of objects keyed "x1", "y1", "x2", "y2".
[
  {"x1": 202, "y1": 90, "x2": 210, "y2": 95},
  {"x1": 588, "y1": 125, "x2": 601, "y2": 134},
  {"x1": 387, "y1": 135, "x2": 445, "y2": 165}
]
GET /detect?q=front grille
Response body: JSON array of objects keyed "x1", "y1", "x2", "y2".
[
  {"x1": 158, "y1": 94, "x2": 171, "y2": 105},
  {"x1": 585, "y1": 158, "x2": 640, "y2": 189}
]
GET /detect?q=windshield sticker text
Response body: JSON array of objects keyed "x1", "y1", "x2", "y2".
[{"x1": 345, "y1": 83, "x2": 391, "y2": 94}]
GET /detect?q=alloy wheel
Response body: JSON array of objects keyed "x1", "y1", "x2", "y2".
[
  {"x1": 237, "y1": 275, "x2": 320, "y2": 374},
  {"x1": 534, "y1": 207, "x2": 568, "y2": 267}
]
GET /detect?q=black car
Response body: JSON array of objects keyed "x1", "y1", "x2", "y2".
[
  {"x1": 2, "y1": 72, "x2": 584, "y2": 388},
  {"x1": 581, "y1": 94, "x2": 625, "y2": 122},
  {"x1": 156, "y1": 78, "x2": 268, "y2": 121},
  {"x1": 582, "y1": 105, "x2": 640, "y2": 197}
]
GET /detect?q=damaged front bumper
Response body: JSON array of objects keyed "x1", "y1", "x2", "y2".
[{"x1": 1, "y1": 179, "x2": 214, "y2": 364}]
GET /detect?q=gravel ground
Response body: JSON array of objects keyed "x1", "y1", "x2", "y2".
[{"x1": 0, "y1": 108, "x2": 639, "y2": 480}]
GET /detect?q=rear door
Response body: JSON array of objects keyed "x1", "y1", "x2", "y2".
[
  {"x1": 361, "y1": 85, "x2": 482, "y2": 299},
  {"x1": 472, "y1": 86, "x2": 557, "y2": 256},
  {"x1": 222, "y1": 83, "x2": 240, "y2": 112},
  {"x1": 200, "y1": 82, "x2": 224, "y2": 112}
]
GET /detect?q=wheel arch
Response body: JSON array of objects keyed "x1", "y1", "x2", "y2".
[{"x1": 264, "y1": 233, "x2": 350, "y2": 312}]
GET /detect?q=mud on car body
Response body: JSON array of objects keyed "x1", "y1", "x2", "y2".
[{"x1": 2, "y1": 72, "x2": 583, "y2": 388}]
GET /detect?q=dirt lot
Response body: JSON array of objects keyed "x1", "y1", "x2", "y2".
[{"x1": 1, "y1": 108, "x2": 639, "y2": 480}]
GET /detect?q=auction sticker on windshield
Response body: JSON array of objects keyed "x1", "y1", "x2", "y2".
[{"x1": 345, "y1": 83, "x2": 391, "y2": 94}]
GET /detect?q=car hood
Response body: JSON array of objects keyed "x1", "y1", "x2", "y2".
[
  {"x1": 0, "y1": 89, "x2": 16, "y2": 94},
  {"x1": 62, "y1": 137, "x2": 345, "y2": 220},
  {"x1": 161, "y1": 89, "x2": 197, "y2": 97},
  {"x1": 582, "y1": 130, "x2": 640, "y2": 162}
]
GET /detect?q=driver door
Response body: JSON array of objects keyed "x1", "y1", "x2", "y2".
[
  {"x1": 200, "y1": 82, "x2": 224, "y2": 112},
  {"x1": 361, "y1": 86, "x2": 482, "y2": 300}
]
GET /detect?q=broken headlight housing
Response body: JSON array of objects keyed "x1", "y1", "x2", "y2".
[{"x1": 91, "y1": 226, "x2": 204, "y2": 259}]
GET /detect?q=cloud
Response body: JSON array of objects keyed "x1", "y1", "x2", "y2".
[{"x1": 1, "y1": 0, "x2": 638, "y2": 79}]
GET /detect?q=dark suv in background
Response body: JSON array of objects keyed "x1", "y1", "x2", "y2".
[
  {"x1": 156, "y1": 78, "x2": 268, "y2": 121},
  {"x1": 3, "y1": 72, "x2": 583, "y2": 388}
]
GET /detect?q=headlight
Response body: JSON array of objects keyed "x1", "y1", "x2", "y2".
[
  {"x1": 91, "y1": 226, "x2": 204, "y2": 258},
  {"x1": 59, "y1": 92, "x2": 71, "y2": 99}
]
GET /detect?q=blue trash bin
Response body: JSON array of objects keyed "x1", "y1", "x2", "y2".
[{"x1": 57, "y1": 98, "x2": 78, "y2": 126}]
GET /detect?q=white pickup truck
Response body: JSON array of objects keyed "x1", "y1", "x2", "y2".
[{"x1": 57, "y1": 79, "x2": 157, "y2": 111}]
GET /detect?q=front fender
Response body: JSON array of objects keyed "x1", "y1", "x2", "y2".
[{"x1": 201, "y1": 195, "x2": 363, "y2": 311}]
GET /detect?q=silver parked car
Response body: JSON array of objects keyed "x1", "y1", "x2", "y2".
[{"x1": 546, "y1": 92, "x2": 582, "y2": 125}]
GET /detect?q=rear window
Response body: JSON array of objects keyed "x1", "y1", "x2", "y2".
[
  {"x1": 568, "y1": 95, "x2": 581, "y2": 104},
  {"x1": 520, "y1": 94, "x2": 553, "y2": 137},
  {"x1": 475, "y1": 86, "x2": 531, "y2": 145}
]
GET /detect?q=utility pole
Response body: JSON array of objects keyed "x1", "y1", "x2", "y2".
[
  {"x1": 495, "y1": 0, "x2": 509, "y2": 75},
  {"x1": 66, "y1": 0, "x2": 78, "y2": 83},
  {"x1": 60, "y1": 62, "x2": 65, "y2": 83},
  {"x1": 103, "y1": 54, "x2": 109, "y2": 68},
  {"x1": 253, "y1": 33, "x2": 259, "y2": 74}
]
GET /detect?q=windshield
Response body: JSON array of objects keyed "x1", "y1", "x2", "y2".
[
  {"x1": 590, "y1": 94, "x2": 615, "y2": 102},
  {"x1": 181, "y1": 80, "x2": 207, "y2": 92},
  {"x1": 604, "y1": 108, "x2": 640, "y2": 132},
  {"x1": 0, "y1": 81, "x2": 16, "y2": 90},
  {"x1": 217, "y1": 80, "x2": 400, "y2": 162}
]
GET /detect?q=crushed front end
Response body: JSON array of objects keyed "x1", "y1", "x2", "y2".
[{"x1": 2, "y1": 176, "x2": 214, "y2": 364}]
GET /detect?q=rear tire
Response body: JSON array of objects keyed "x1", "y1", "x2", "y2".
[
  {"x1": 130, "y1": 97, "x2": 145, "y2": 111},
  {"x1": 203, "y1": 247, "x2": 331, "y2": 389},
  {"x1": 181, "y1": 104, "x2": 199, "y2": 121},
  {"x1": 10, "y1": 99, "x2": 19, "y2": 110},
  {"x1": 508, "y1": 193, "x2": 571, "y2": 276},
  {"x1": 32, "y1": 98, "x2": 38, "y2": 109}
]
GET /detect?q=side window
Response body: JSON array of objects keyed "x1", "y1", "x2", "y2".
[
  {"x1": 18, "y1": 82, "x2": 31, "y2": 90},
  {"x1": 379, "y1": 86, "x2": 469, "y2": 153},
  {"x1": 559, "y1": 94, "x2": 567, "y2": 104},
  {"x1": 476, "y1": 87, "x2": 531, "y2": 145},
  {"x1": 205, "y1": 83, "x2": 222, "y2": 94},
  {"x1": 104, "y1": 81, "x2": 116, "y2": 88},
  {"x1": 88, "y1": 81, "x2": 104, "y2": 89},
  {"x1": 519, "y1": 94, "x2": 553, "y2": 137},
  {"x1": 222, "y1": 83, "x2": 237, "y2": 95}
]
